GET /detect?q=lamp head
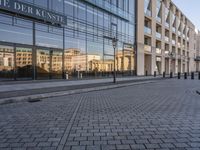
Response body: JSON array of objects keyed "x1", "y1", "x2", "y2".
[{"x1": 112, "y1": 37, "x2": 118, "y2": 49}]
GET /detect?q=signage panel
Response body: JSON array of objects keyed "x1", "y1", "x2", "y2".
[{"x1": 0, "y1": 0, "x2": 65, "y2": 25}]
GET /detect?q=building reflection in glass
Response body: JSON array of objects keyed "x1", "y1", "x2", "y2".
[
  {"x1": 0, "y1": 45, "x2": 14, "y2": 79},
  {"x1": 16, "y1": 47, "x2": 32, "y2": 79},
  {"x1": 36, "y1": 49, "x2": 63, "y2": 79},
  {"x1": 51, "y1": 50, "x2": 63, "y2": 79},
  {"x1": 64, "y1": 43, "x2": 135, "y2": 78},
  {"x1": 36, "y1": 49, "x2": 50, "y2": 79}
]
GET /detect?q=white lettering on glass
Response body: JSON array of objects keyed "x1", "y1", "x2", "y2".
[
  {"x1": 0, "y1": 0, "x2": 10, "y2": 8},
  {"x1": 14, "y1": 2, "x2": 21, "y2": 10}
]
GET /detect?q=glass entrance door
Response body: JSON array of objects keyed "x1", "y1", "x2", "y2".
[
  {"x1": 0, "y1": 45, "x2": 14, "y2": 80},
  {"x1": 36, "y1": 49, "x2": 63, "y2": 79},
  {"x1": 16, "y1": 47, "x2": 33, "y2": 80}
]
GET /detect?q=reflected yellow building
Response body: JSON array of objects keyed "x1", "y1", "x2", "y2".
[
  {"x1": 0, "y1": 46, "x2": 14, "y2": 71},
  {"x1": 16, "y1": 48, "x2": 32, "y2": 67},
  {"x1": 64, "y1": 47, "x2": 135, "y2": 73}
]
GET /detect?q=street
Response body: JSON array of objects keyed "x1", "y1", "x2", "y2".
[{"x1": 0, "y1": 79, "x2": 200, "y2": 150}]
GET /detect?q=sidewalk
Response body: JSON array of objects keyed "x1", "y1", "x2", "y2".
[
  {"x1": 0, "y1": 75, "x2": 165, "y2": 92},
  {"x1": 0, "y1": 75, "x2": 168, "y2": 104}
]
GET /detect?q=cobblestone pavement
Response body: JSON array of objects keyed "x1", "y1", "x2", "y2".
[{"x1": 0, "y1": 79, "x2": 200, "y2": 150}]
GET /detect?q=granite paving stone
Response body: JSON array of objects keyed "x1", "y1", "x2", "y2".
[{"x1": 0, "y1": 79, "x2": 200, "y2": 149}]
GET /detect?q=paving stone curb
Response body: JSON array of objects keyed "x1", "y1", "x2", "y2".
[{"x1": 0, "y1": 80, "x2": 156, "y2": 105}]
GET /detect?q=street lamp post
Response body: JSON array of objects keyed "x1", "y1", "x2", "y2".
[
  {"x1": 168, "y1": 51, "x2": 174, "y2": 78},
  {"x1": 112, "y1": 37, "x2": 118, "y2": 83}
]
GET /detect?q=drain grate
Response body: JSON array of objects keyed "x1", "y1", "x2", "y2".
[{"x1": 28, "y1": 99, "x2": 41, "y2": 103}]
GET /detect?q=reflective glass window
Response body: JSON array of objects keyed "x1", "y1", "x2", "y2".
[
  {"x1": 18, "y1": 0, "x2": 33, "y2": 3},
  {"x1": 34, "y1": 0, "x2": 48, "y2": 8},
  {"x1": 0, "y1": 15, "x2": 32, "y2": 45},
  {"x1": 78, "y1": 2, "x2": 86, "y2": 21},
  {"x1": 64, "y1": 0, "x2": 73, "y2": 17},
  {"x1": 49, "y1": 0, "x2": 64, "y2": 13},
  {"x1": 98, "y1": 10, "x2": 103, "y2": 27},
  {"x1": 0, "y1": 45, "x2": 14, "y2": 80},
  {"x1": 16, "y1": 47, "x2": 33, "y2": 79},
  {"x1": 129, "y1": 0, "x2": 135, "y2": 13},
  {"x1": 87, "y1": 41, "x2": 103, "y2": 73},
  {"x1": 87, "y1": 6, "x2": 93, "y2": 24},
  {"x1": 35, "y1": 23, "x2": 63, "y2": 49},
  {"x1": 64, "y1": 36, "x2": 86, "y2": 78}
]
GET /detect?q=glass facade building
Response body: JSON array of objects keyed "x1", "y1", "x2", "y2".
[{"x1": 0, "y1": 0, "x2": 136, "y2": 80}]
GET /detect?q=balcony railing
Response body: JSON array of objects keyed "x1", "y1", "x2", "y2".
[
  {"x1": 156, "y1": 32, "x2": 161, "y2": 39},
  {"x1": 177, "y1": 54, "x2": 182, "y2": 59},
  {"x1": 165, "y1": 22, "x2": 169, "y2": 28},
  {"x1": 165, "y1": 51, "x2": 169, "y2": 57},
  {"x1": 156, "y1": 48, "x2": 162, "y2": 54},
  {"x1": 165, "y1": 36, "x2": 169, "y2": 42},
  {"x1": 144, "y1": 26, "x2": 152, "y2": 35},
  {"x1": 178, "y1": 42, "x2": 181, "y2": 48},
  {"x1": 144, "y1": 45, "x2": 152, "y2": 52},
  {"x1": 156, "y1": 17, "x2": 161, "y2": 23},
  {"x1": 172, "y1": 27, "x2": 176, "y2": 33},
  {"x1": 145, "y1": 10, "x2": 152, "y2": 17},
  {"x1": 172, "y1": 40, "x2": 176, "y2": 45},
  {"x1": 178, "y1": 31, "x2": 181, "y2": 36}
]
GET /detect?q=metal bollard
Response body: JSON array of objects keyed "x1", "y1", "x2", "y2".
[
  {"x1": 191, "y1": 72, "x2": 194, "y2": 80},
  {"x1": 146, "y1": 70, "x2": 148, "y2": 76},
  {"x1": 65, "y1": 73, "x2": 69, "y2": 80},
  {"x1": 163, "y1": 72, "x2": 165, "y2": 78},
  {"x1": 80, "y1": 73, "x2": 83, "y2": 79},
  {"x1": 170, "y1": 72, "x2": 173, "y2": 78},
  {"x1": 184, "y1": 72, "x2": 187, "y2": 79},
  {"x1": 178, "y1": 72, "x2": 181, "y2": 79},
  {"x1": 154, "y1": 71, "x2": 156, "y2": 77},
  {"x1": 199, "y1": 72, "x2": 200, "y2": 80}
]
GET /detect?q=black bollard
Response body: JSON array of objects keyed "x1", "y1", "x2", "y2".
[
  {"x1": 146, "y1": 70, "x2": 148, "y2": 76},
  {"x1": 184, "y1": 72, "x2": 187, "y2": 79},
  {"x1": 170, "y1": 72, "x2": 173, "y2": 78},
  {"x1": 191, "y1": 72, "x2": 194, "y2": 80},
  {"x1": 178, "y1": 72, "x2": 181, "y2": 79},
  {"x1": 154, "y1": 71, "x2": 156, "y2": 77},
  {"x1": 198, "y1": 72, "x2": 200, "y2": 80},
  {"x1": 163, "y1": 72, "x2": 165, "y2": 78}
]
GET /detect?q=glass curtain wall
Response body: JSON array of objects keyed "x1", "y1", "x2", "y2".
[{"x1": 0, "y1": 0, "x2": 136, "y2": 80}]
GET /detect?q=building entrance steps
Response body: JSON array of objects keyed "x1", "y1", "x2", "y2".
[{"x1": 0, "y1": 75, "x2": 169, "y2": 105}]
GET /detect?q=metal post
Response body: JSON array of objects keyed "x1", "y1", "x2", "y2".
[
  {"x1": 198, "y1": 72, "x2": 200, "y2": 80},
  {"x1": 33, "y1": 22, "x2": 36, "y2": 80},
  {"x1": 154, "y1": 71, "x2": 156, "y2": 77},
  {"x1": 113, "y1": 47, "x2": 116, "y2": 83},
  {"x1": 191, "y1": 72, "x2": 194, "y2": 80},
  {"x1": 170, "y1": 72, "x2": 173, "y2": 78},
  {"x1": 178, "y1": 72, "x2": 181, "y2": 79},
  {"x1": 163, "y1": 72, "x2": 165, "y2": 78},
  {"x1": 184, "y1": 72, "x2": 187, "y2": 79}
]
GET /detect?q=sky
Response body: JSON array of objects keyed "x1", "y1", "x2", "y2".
[{"x1": 172, "y1": 0, "x2": 200, "y2": 31}]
